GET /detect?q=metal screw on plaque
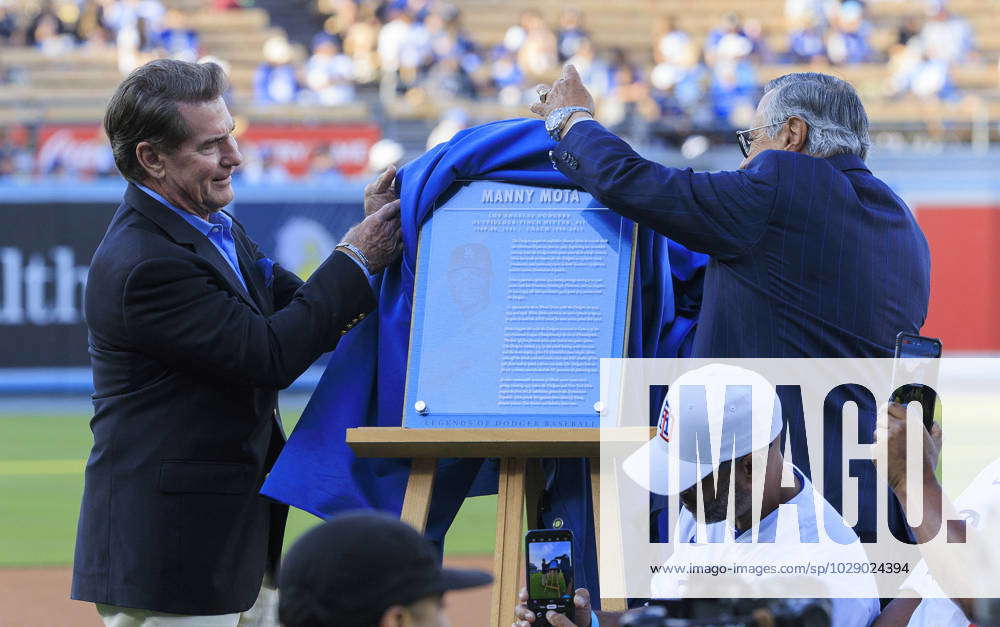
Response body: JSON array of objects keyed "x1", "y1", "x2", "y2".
[
  {"x1": 414, "y1": 400, "x2": 428, "y2": 415},
  {"x1": 593, "y1": 401, "x2": 604, "y2": 414}
]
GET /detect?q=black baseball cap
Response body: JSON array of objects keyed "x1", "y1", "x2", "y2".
[{"x1": 278, "y1": 510, "x2": 493, "y2": 627}]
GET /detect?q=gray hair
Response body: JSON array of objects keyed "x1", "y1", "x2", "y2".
[{"x1": 760, "y1": 72, "x2": 871, "y2": 160}]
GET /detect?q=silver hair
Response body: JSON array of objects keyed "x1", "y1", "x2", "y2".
[{"x1": 761, "y1": 73, "x2": 871, "y2": 160}]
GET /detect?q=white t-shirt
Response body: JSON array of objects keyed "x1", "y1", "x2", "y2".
[
  {"x1": 652, "y1": 466, "x2": 880, "y2": 627},
  {"x1": 903, "y1": 458, "x2": 1000, "y2": 626}
]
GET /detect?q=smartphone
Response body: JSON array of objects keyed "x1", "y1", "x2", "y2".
[
  {"x1": 525, "y1": 529, "x2": 575, "y2": 627},
  {"x1": 890, "y1": 332, "x2": 942, "y2": 431}
]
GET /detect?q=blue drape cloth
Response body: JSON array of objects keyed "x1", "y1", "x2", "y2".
[{"x1": 261, "y1": 118, "x2": 707, "y2": 603}]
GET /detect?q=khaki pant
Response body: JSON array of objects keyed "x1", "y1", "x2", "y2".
[{"x1": 96, "y1": 585, "x2": 278, "y2": 627}]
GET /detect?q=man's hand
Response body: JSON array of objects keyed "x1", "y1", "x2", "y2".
[
  {"x1": 363, "y1": 165, "x2": 398, "y2": 218},
  {"x1": 340, "y1": 198, "x2": 402, "y2": 274},
  {"x1": 873, "y1": 402, "x2": 942, "y2": 501},
  {"x1": 513, "y1": 586, "x2": 593, "y2": 627},
  {"x1": 529, "y1": 65, "x2": 595, "y2": 121}
]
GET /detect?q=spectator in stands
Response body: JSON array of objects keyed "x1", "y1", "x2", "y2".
[
  {"x1": 156, "y1": 9, "x2": 198, "y2": 61},
  {"x1": 653, "y1": 15, "x2": 689, "y2": 69},
  {"x1": 406, "y1": 0, "x2": 435, "y2": 25},
  {"x1": 395, "y1": 9, "x2": 432, "y2": 89},
  {"x1": 254, "y1": 36, "x2": 302, "y2": 105},
  {"x1": 502, "y1": 9, "x2": 535, "y2": 57},
  {"x1": 919, "y1": 0, "x2": 973, "y2": 64},
  {"x1": 786, "y1": 13, "x2": 828, "y2": 64},
  {"x1": 80, "y1": 22, "x2": 114, "y2": 52},
  {"x1": 602, "y1": 48, "x2": 660, "y2": 130},
  {"x1": 709, "y1": 34, "x2": 758, "y2": 127},
  {"x1": 826, "y1": 1, "x2": 873, "y2": 65},
  {"x1": 514, "y1": 9, "x2": 558, "y2": 79},
  {"x1": 424, "y1": 55, "x2": 477, "y2": 100},
  {"x1": 72, "y1": 0, "x2": 108, "y2": 45},
  {"x1": 427, "y1": 5, "x2": 478, "y2": 74},
  {"x1": 704, "y1": 13, "x2": 746, "y2": 66},
  {"x1": 741, "y1": 17, "x2": 772, "y2": 63},
  {"x1": 0, "y1": 4, "x2": 21, "y2": 45},
  {"x1": 568, "y1": 38, "x2": 610, "y2": 103},
  {"x1": 908, "y1": 53, "x2": 956, "y2": 101},
  {"x1": 897, "y1": 14, "x2": 923, "y2": 48},
  {"x1": 305, "y1": 33, "x2": 356, "y2": 106},
  {"x1": 320, "y1": 0, "x2": 358, "y2": 41},
  {"x1": 25, "y1": 0, "x2": 66, "y2": 47},
  {"x1": 35, "y1": 12, "x2": 76, "y2": 57},
  {"x1": 785, "y1": 0, "x2": 826, "y2": 25},
  {"x1": 343, "y1": 7, "x2": 380, "y2": 83},
  {"x1": 888, "y1": 9, "x2": 960, "y2": 104},
  {"x1": 103, "y1": 0, "x2": 165, "y2": 46},
  {"x1": 651, "y1": 40, "x2": 710, "y2": 126},
  {"x1": 378, "y1": 4, "x2": 409, "y2": 77},
  {"x1": 556, "y1": 7, "x2": 588, "y2": 63},
  {"x1": 491, "y1": 46, "x2": 524, "y2": 106}
]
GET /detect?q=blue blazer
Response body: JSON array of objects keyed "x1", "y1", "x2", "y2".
[
  {"x1": 555, "y1": 120, "x2": 930, "y2": 358},
  {"x1": 554, "y1": 121, "x2": 931, "y2": 541},
  {"x1": 73, "y1": 184, "x2": 376, "y2": 614}
]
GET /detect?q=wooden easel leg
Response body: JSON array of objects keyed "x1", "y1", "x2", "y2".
[
  {"x1": 490, "y1": 457, "x2": 527, "y2": 627},
  {"x1": 591, "y1": 456, "x2": 628, "y2": 613},
  {"x1": 401, "y1": 458, "x2": 437, "y2": 532}
]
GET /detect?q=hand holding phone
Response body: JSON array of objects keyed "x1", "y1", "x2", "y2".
[
  {"x1": 525, "y1": 529, "x2": 575, "y2": 627},
  {"x1": 891, "y1": 331, "x2": 942, "y2": 431}
]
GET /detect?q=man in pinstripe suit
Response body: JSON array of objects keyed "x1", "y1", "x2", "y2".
[{"x1": 532, "y1": 68, "x2": 930, "y2": 545}]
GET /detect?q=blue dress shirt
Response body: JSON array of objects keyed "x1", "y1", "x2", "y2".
[{"x1": 136, "y1": 185, "x2": 248, "y2": 292}]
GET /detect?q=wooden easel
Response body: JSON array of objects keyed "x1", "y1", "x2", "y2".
[{"x1": 346, "y1": 427, "x2": 629, "y2": 627}]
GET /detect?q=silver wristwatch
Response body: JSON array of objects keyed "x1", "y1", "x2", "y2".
[{"x1": 545, "y1": 106, "x2": 593, "y2": 141}]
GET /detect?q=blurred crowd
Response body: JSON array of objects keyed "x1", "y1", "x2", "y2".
[
  {"x1": 0, "y1": 0, "x2": 226, "y2": 75},
  {"x1": 276, "y1": 0, "x2": 977, "y2": 129},
  {"x1": 1, "y1": 0, "x2": 983, "y2": 117},
  {"x1": 0, "y1": 0, "x2": 987, "y2": 180}
]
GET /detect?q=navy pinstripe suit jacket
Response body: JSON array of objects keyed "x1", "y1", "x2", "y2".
[
  {"x1": 554, "y1": 120, "x2": 931, "y2": 542},
  {"x1": 555, "y1": 120, "x2": 930, "y2": 358}
]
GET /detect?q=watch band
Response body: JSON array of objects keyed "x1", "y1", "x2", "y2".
[
  {"x1": 547, "y1": 106, "x2": 593, "y2": 141},
  {"x1": 336, "y1": 241, "x2": 371, "y2": 273}
]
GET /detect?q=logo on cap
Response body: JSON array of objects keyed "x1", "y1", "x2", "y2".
[{"x1": 657, "y1": 400, "x2": 671, "y2": 443}]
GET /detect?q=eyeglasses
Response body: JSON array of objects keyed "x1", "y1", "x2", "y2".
[{"x1": 736, "y1": 120, "x2": 788, "y2": 158}]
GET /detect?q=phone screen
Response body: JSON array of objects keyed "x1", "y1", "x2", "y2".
[
  {"x1": 528, "y1": 540, "x2": 574, "y2": 600},
  {"x1": 526, "y1": 530, "x2": 574, "y2": 625},
  {"x1": 891, "y1": 332, "x2": 942, "y2": 430}
]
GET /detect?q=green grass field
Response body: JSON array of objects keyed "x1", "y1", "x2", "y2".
[
  {"x1": 4, "y1": 389, "x2": 999, "y2": 568},
  {"x1": 528, "y1": 571, "x2": 568, "y2": 600},
  {"x1": 0, "y1": 410, "x2": 497, "y2": 567}
]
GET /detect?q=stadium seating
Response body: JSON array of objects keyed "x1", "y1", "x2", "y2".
[{"x1": 0, "y1": 0, "x2": 998, "y2": 136}]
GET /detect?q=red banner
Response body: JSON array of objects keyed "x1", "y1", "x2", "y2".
[
  {"x1": 238, "y1": 124, "x2": 380, "y2": 177},
  {"x1": 35, "y1": 125, "x2": 113, "y2": 178},
  {"x1": 32, "y1": 123, "x2": 381, "y2": 179}
]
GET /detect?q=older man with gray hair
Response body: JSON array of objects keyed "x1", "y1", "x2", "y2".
[{"x1": 532, "y1": 69, "x2": 930, "y2": 545}]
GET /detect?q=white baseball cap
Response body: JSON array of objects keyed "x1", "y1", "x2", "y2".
[{"x1": 622, "y1": 364, "x2": 783, "y2": 496}]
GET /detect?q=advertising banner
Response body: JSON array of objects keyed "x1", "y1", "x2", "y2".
[
  {"x1": 32, "y1": 123, "x2": 381, "y2": 179},
  {"x1": 0, "y1": 202, "x2": 116, "y2": 367}
]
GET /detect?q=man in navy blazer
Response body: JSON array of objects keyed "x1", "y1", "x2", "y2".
[
  {"x1": 72, "y1": 59, "x2": 402, "y2": 623},
  {"x1": 532, "y1": 68, "x2": 930, "y2": 546}
]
